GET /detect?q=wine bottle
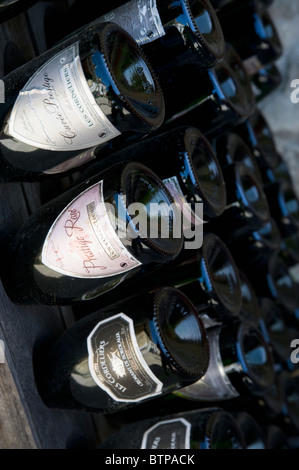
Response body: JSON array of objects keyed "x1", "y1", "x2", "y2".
[
  {"x1": 212, "y1": 131, "x2": 264, "y2": 185},
  {"x1": 217, "y1": 3, "x2": 283, "y2": 76},
  {"x1": 233, "y1": 412, "x2": 268, "y2": 449},
  {"x1": 264, "y1": 180, "x2": 299, "y2": 241},
  {"x1": 270, "y1": 371, "x2": 299, "y2": 438},
  {"x1": 238, "y1": 270, "x2": 261, "y2": 327},
  {"x1": 96, "y1": 0, "x2": 225, "y2": 66},
  {"x1": 207, "y1": 159, "x2": 271, "y2": 242},
  {"x1": 73, "y1": 231, "x2": 243, "y2": 325},
  {"x1": 250, "y1": 63, "x2": 282, "y2": 102},
  {"x1": 160, "y1": 42, "x2": 255, "y2": 136},
  {"x1": 258, "y1": 297, "x2": 295, "y2": 364},
  {"x1": 173, "y1": 320, "x2": 275, "y2": 405},
  {"x1": 244, "y1": 253, "x2": 298, "y2": 314},
  {"x1": 1, "y1": 161, "x2": 184, "y2": 306},
  {"x1": 99, "y1": 407, "x2": 246, "y2": 449},
  {"x1": 78, "y1": 125, "x2": 227, "y2": 227},
  {"x1": 36, "y1": 286, "x2": 210, "y2": 413},
  {"x1": 0, "y1": 21, "x2": 165, "y2": 181},
  {"x1": 264, "y1": 425, "x2": 291, "y2": 449},
  {"x1": 0, "y1": 0, "x2": 38, "y2": 23},
  {"x1": 234, "y1": 108, "x2": 281, "y2": 186},
  {"x1": 226, "y1": 217, "x2": 282, "y2": 269}
]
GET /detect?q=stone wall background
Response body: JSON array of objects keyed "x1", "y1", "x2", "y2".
[{"x1": 258, "y1": 0, "x2": 299, "y2": 195}]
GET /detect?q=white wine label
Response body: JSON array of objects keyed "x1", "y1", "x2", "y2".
[
  {"x1": 174, "y1": 327, "x2": 239, "y2": 401},
  {"x1": 99, "y1": 0, "x2": 165, "y2": 45},
  {"x1": 87, "y1": 313, "x2": 163, "y2": 402},
  {"x1": 163, "y1": 176, "x2": 204, "y2": 231},
  {"x1": 141, "y1": 418, "x2": 191, "y2": 449},
  {"x1": 8, "y1": 43, "x2": 120, "y2": 151},
  {"x1": 41, "y1": 181, "x2": 141, "y2": 278}
]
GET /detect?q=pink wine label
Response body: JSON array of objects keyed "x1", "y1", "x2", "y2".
[
  {"x1": 87, "y1": 313, "x2": 163, "y2": 402},
  {"x1": 8, "y1": 43, "x2": 120, "y2": 151},
  {"x1": 41, "y1": 181, "x2": 141, "y2": 278},
  {"x1": 141, "y1": 418, "x2": 191, "y2": 449},
  {"x1": 99, "y1": 0, "x2": 165, "y2": 45}
]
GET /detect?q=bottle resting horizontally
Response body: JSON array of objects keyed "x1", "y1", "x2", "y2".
[
  {"x1": 0, "y1": 21, "x2": 165, "y2": 181},
  {"x1": 100, "y1": 407, "x2": 246, "y2": 449},
  {"x1": 1, "y1": 161, "x2": 184, "y2": 305},
  {"x1": 36, "y1": 286, "x2": 210, "y2": 414}
]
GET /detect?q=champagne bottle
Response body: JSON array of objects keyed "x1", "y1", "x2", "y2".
[
  {"x1": 217, "y1": 3, "x2": 283, "y2": 76},
  {"x1": 0, "y1": 21, "x2": 165, "y2": 181},
  {"x1": 36, "y1": 286, "x2": 210, "y2": 413},
  {"x1": 160, "y1": 42, "x2": 255, "y2": 135},
  {"x1": 1, "y1": 161, "x2": 184, "y2": 306},
  {"x1": 250, "y1": 63, "x2": 282, "y2": 102},
  {"x1": 78, "y1": 125, "x2": 227, "y2": 226},
  {"x1": 207, "y1": 159, "x2": 271, "y2": 242},
  {"x1": 174, "y1": 320, "x2": 275, "y2": 405},
  {"x1": 99, "y1": 407, "x2": 246, "y2": 449},
  {"x1": 233, "y1": 412, "x2": 268, "y2": 449},
  {"x1": 234, "y1": 108, "x2": 281, "y2": 186},
  {"x1": 258, "y1": 297, "x2": 295, "y2": 364},
  {"x1": 244, "y1": 253, "x2": 298, "y2": 314},
  {"x1": 96, "y1": 0, "x2": 226, "y2": 67},
  {"x1": 238, "y1": 270, "x2": 261, "y2": 327},
  {"x1": 265, "y1": 425, "x2": 291, "y2": 450},
  {"x1": 73, "y1": 232, "x2": 243, "y2": 325}
]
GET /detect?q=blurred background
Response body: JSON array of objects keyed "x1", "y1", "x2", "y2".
[{"x1": 258, "y1": 0, "x2": 299, "y2": 196}]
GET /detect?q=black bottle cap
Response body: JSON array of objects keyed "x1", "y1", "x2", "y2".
[
  {"x1": 95, "y1": 22, "x2": 165, "y2": 131},
  {"x1": 249, "y1": 109, "x2": 280, "y2": 169},
  {"x1": 252, "y1": 218, "x2": 282, "y2": 253},
  {"x1": 201, "y1": 233, "x2": 242, "y2": 317},
  {"x1": 152, "y1": 287, "x2": 210, "y2": 381},
  {"x1": 226, "y1": 132, "x2": 264, "y2": 183},
  {"x1": 120, "y1": 162, "x2": 184, "y2": 257},
  {"x1": 278, "y1": 180, "x2": 299, "y2": 230},
  {"x1": 180, "y1": 127, "x2": 227, "y2": 218},
  {"x1": 203, "y1": 410, "x2": 246, "y2": 449}
]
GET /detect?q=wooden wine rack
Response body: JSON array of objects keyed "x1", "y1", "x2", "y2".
[{"x1": 0, "y1": 0, "x2": 118, "y2": 449}]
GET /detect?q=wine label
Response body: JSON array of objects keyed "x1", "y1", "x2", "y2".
[
  {"x1": 41, "y1": 181, "x2": 141, "y2": 278},
  {"x1": 99, "y1": 0, "x2": 165, "y2": 45},
  {"x1": 174, "y1": 327, "x2": 239, "y2": 401},
  {"x1": 163, "y1": 176, "x2": 204, "y2": 230},
  {"x1": 87, "y1": 313, "x2": 163, "y2": 402},
  {"x1": 141, "y1": 418, "x2": 191, "y2": 449},
  {"x1": 8, "y1": 43, "x2": 120, "y2": 151}
]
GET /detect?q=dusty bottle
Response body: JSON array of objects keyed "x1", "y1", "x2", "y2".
[
  {"x1": 99, "y1": 407, "x2": 246, "y2": 449},
  {"x1": 36, "y1": 286, "x2": 210, "y2": 413},
  {"x1": 1, "y1": 161, "x2": 184, "y2": 306},
  {"x1": 0, "y1": 21, "x2": 165, "y2": 181}
]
